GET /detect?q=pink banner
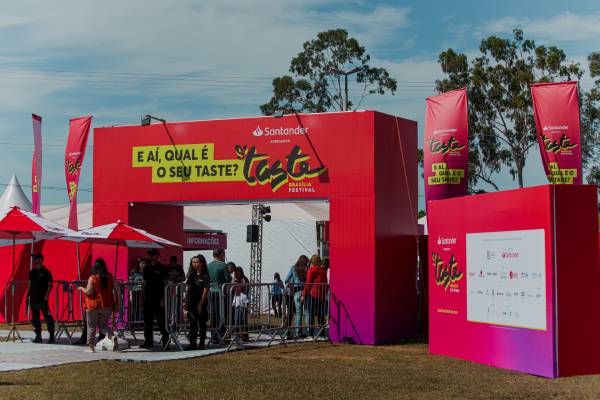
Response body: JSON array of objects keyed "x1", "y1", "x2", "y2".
[
  {"x1": 64, "y1": 116, "x2": 92, "y2": 230},
  {"x1": 424, "y1": 89, "x2": 469, "y2": 204},
  {"x1": 31, "y1": 114, "x2": 42, "y2": 215},
  {"x1": 531, "y1": 81, "x2": 582, "y2": 184}
]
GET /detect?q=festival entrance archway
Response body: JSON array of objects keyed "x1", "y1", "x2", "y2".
[{"x1": 92, "y1": 110, "x2": 417, "y2": 345}]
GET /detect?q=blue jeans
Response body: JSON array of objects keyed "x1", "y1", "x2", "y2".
[{"x1": 293, "y1": 292, "x2": 303, "y2": 335}]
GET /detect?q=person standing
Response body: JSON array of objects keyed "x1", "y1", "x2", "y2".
[
  {"x1": 184, "y1": 255, "x2": 210, "y2": 350},
  {"x1": 271, "y1": 273, "x2": 284, "y2": 318},
  {"x1": 284, "y1": 255, "x2": 308, "y2": 338},
  {"x1": 226, "y1": 262, "x2": 236, "y2": 278},
  {"x1": 302, "y1": 255, "x2": 328, "y2": 337},
  {"x1": 166, "y1": 255, "x2": 185, "y2": 283},
  {"x1": 28, "y1": 253, "x2": 55, "y2": 344},
  {"x1": 141, "y1": 248, "x2": 169, "y2": 349},
  {"x1": 78, "y1": 258, "x2": 121, "y2": 353},
  {"x1": 232, "y1": 266, "x2": 250, "y2": 341},
  {"x1": 128, "y1": 258, "x2": 146, "y2": 324},
  {"x1": 165, "y1": 255, "x2": 185, "y2": 330},
  {"x1": 207, "y1": 249, "x2": 231, "y2": 343}
]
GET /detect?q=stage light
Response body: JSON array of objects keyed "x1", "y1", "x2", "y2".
[
  {"x1": 263, "y1": 214, "x2": 272, "y2": 222},
  {"x1": 261, "y1": 206, "x2": 271, "y2": 214}
]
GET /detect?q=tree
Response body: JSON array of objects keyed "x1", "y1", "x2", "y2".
[
  {"x1": 581, "y1": 52, "x2": 600, "y2": 185},
  {"x1": 260, "y1": 29, "x2": 397, "y2": 115},
  {"x1": 436, "y1": 29, "x2": 583, "y2": 189}
]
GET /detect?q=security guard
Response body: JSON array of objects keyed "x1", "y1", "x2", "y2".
[
  {"x1": 28, "y1": 253, "x2": 55, "y2": 343},
  {"x1": 141, "y1": 248, "x2": 168, "y2": 348}
]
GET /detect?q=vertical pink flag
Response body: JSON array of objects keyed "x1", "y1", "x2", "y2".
[
  {"x1": 64, "y1": 116, "x2": 92, "y2": 230},
  {"x1": 31, "y1": 114, "x2": 42, "y2": 215},
  {"x1": 424, "y1": 88, "x2": 469, "y2": 205},
  {"x1": 531, "y1": 81, "x2": 582, "y2": 184}
]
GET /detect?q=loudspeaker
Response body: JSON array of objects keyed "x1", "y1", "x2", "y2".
[{"x1": 246, "y1": 224, "x2": 259, "y2": 242}]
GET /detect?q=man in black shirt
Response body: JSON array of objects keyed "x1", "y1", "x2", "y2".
[
  {"x1": 141, "y1": 248, "x2": 169, "y2": 348},
  {"x1": 28, "y1": 253, "x2": 55, "y2": 343},
  {"x1": 166, "y1": 255, "x2": 185, "y2": 283}
]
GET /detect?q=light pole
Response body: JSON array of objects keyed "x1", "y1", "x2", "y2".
[{"x1": 330, "y1": 67, "x2": 361, "y2": 111}]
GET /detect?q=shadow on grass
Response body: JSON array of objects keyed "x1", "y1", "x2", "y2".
[{"x1": 0, "y1": 381, "x2": 39, "y2": 386}]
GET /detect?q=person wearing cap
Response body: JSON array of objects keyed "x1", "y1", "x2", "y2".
[
  {"x1": 28, "y1": 253, "x2": 55, "y2": 343},
  {"x1": 141, "y1": 248, "x2": 169, "y2": 348}
]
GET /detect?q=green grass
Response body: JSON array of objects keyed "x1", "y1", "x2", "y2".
[{"x1": 1, "y1": 343, "x2": 600, "y2": 399}]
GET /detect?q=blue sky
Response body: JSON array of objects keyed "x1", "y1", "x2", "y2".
[{"x1": 0, "y1": 0, "x2": 598, "y2": 210}]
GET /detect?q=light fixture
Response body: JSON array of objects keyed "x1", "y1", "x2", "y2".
[
  {"x1": 272, "y1": 110, "x2": 285, "y2": 118},
  {"x1": 260, "y1": 205, "x2": 271, "y2": 222},
  {"x1": 141, "y1": 114, "x2": 166, "y2": 126}
]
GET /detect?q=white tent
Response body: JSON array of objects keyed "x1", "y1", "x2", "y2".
[{"x1": 0, "y1": 175, "x2": 33, "y2": 214}]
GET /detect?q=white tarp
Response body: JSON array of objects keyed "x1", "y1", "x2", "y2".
[
  {"x1": 183, "y1": 203, "x2": 328, "y2": 281},
  {"x1": 185, "y1": 218, "x2": 318, "y2": 282}
]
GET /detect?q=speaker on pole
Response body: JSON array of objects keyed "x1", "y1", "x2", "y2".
[{"x1": 246, "y1": 224, "x2": 259, "y2": 243}]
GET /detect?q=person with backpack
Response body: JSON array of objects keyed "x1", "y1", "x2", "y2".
[{"x1": 78, "y1": 258, "x2": 121, "y2": 353}]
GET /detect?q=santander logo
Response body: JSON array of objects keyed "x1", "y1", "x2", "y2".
[
  {"x1": 252, "y1": 126, "x2": 265, "y2": 137},
  {"x1": 437, "y1": 236, "x2": 457, "y2": 245},
  {"x1": 251, "y1": 125, "x2": 309, "y2": 137}
]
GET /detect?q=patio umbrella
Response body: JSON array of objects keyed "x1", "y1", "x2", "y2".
[
  {"x1": 63, "y1": 221, "x2": 181, "y2": 278},
  {"x1": 0, "y1": 206, "x2": 76, "y2": 275},
  {"x1": 0, "y1": 206, "x2": 76, "y2": 342}
]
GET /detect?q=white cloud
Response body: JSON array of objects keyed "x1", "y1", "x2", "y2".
[
  {"x1": 481, "y1": 12, "x2": 600, "y2": 42},
  {"x1": 0, "y1": 1, "x2": 419, "y2": 204}
]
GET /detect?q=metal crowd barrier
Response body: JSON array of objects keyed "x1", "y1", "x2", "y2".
[
  {"x1": 224, "y1": 282, "x2": 330, "y2": 351},
  {"x1": 3, "y1": 281, "x2": 29, "y2": 342},
  {"x1": 163, "y1": 282, "x2": 224, "y2": 351},
  {"x1": 54, "y1": 280, "x2": 85, "y2": 343},
  {"x1": 3, "y1": 278, "x2": 331, "y2": 350},
  {"x1": 276, "y1": 282, "x2": 330, "y2": 345},
  {"x1": 118, "y1": 281, "x2": 144, "y2": 339}
]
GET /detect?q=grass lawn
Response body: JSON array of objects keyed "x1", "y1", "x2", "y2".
[{"x1": 1, "y1": 342, "x2": 600, "y2": 399}]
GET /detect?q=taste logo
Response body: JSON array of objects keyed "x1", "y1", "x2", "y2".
[{"x1": 432, "y1": 252, "x2": 463, "y2": 291}]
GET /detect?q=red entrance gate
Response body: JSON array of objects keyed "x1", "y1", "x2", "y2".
[{"x1": 92, "y1": 110, "x2": 417, "y2": 345}]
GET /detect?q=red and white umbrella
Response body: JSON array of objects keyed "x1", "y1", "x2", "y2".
[
  {"x1": 66, "y1": 221, "x2": 180, "y2": 248},
  {"x1": 0, "y1": 206, "x2": 76, "y2": 274},
  {"x1": 64, "y1": 221, "x2": 181, "y2": 276}
]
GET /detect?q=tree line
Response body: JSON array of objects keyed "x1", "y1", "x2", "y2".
[{"x1": 260, "y1": 28, "x2": 600, "y2": 192}]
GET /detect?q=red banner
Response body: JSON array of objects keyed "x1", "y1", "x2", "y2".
[
  {"x1": 531, "y1": 82, "x2": 582, "y2": 185},
  {"x1": 64, "y1": 116, "x2": 92, "y2": 230},
  {"x1": 31, "y1": 114, "x2": 42, "y2": 215},
  {"x1": 424, "y1": 88, "x2": 469, "y2": 204}
]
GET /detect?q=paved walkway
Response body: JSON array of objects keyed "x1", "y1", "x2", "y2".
[{"x1": 0, "y1": 329, "x2": 266, "y2": 372}]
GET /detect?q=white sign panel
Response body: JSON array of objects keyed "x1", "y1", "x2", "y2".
[{"x1": 466, "y1": 229, "x2": 547, "y2": 330}]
